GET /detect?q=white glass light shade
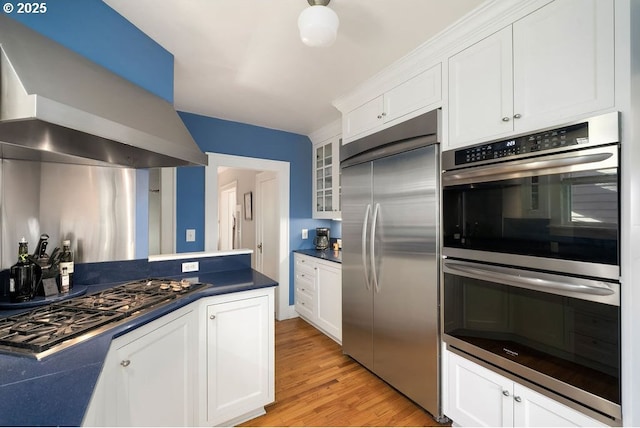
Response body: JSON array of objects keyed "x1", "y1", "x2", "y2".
[{"x1": 298, "y1": 5, "x2": 339, "y2": 47}]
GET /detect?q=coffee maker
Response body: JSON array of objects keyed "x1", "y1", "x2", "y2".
[{"x1": 313, "y1": 227, "x2": 330, "y2": 250}]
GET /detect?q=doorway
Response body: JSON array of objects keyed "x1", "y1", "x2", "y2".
[
  {"x1": 218, "y1": 181, "x2": 237, "y2": 251},
  {"x1": 205, "y1": 153, "x2": 294, "y2": 321}
]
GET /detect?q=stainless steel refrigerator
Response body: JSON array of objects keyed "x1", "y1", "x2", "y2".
[{"x1": 341, "y1": 109, "x2": 443, "y2": 420}]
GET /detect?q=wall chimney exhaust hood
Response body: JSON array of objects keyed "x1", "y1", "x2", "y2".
[{"x1": 0, "y1": 15, "x2": 207, "y2": 168}]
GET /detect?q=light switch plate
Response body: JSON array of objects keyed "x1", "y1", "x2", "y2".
[
  {"x1": 186, "y1": 229, "x2": 196, "y2": 242},
  {"x1": 302, "y1": 229, "x2": 308, "y2": 239}
]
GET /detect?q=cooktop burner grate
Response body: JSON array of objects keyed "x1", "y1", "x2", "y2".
[
  {"x1": 0, "y1": 306, "x2": 125, "y2": 352},
  {"x1": 0, "y1": 278, "x2": 207, "y2": 355}
]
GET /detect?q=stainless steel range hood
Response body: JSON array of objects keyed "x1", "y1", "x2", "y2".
[{"x1": 0, "y1": 15, "x2": 207, "y2": 168}]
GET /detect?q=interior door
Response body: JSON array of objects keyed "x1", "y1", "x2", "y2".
[
  {"x1": 255, "y1": 171, "x2": 279, "y2": 282},
  {"x1": 341, "y1": 161, "x2": 374, "y2": 370}
]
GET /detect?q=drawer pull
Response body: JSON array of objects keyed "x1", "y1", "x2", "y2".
[{"x1": 121, "y1": 360, "x2": 131, "y2": 367}]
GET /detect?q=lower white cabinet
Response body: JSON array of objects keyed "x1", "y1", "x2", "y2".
[
  {"x1": 199, "y1": 288, "x2": 275, "y2": 426},
  {"x1": 83, "y1": 305, "x2": 197, "y2": 427},
  {"x1": 445, "y1": 350, "x2": 606, "y2": 427},
  {"x1": 83, "y1": 287, "x2": 275, "y2": 427},
  {"x1": 294, "y1": 253, "x2": 342, "y2": 342}
]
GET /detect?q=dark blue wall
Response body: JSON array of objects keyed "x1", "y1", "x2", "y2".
[{"x1": 178, "y1": 113, "x2": 333, "y2": 304}]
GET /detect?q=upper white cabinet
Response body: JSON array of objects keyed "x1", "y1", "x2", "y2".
[
  {"x1": 448, "y1": 0, "x2": 614, "y2": 149},
  {"x1": 343, "y1": 64, "x2": 442, "y2": 143},
  {"x1": 445, "y1": 350, "x2": 606, "y2": 427},
  {"x1": 313, "y1": 135, "x2": 341, "y2": 219}
]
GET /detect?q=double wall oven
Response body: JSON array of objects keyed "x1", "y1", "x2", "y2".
[{"x1": 441, "y1": 112, "x2": 621, "y2": 422}]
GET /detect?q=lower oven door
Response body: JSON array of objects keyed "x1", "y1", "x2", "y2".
[{"x1": 442, "y1": 258, "x2": 621, "y2": 420}]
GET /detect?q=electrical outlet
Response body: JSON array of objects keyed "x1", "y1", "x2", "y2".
[
  {"x1": 302, "y1": 229, "x2": 308, "y2": 239},
  {"x1": 186, "y1": 229, "x2": 196, "y2": 242},
  {"x1": 182, "y1": 261, "x2": 199, "y2": 273}
]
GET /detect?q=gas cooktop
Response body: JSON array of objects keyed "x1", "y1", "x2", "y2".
[{"x1": 0, "y1": 278, "x2": 208, "y2": 358}]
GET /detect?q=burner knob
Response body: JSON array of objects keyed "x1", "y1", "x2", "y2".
[
  {"x1": 121, "y1": 360, "x2": 131, "y2": 367},
  {"x1": 210, "y1": 315, "x2": 216, "y2": 320}
]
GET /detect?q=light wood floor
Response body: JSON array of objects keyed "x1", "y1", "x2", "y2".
[{"x1": 240, "y1": 317, "x2": 447, "y2": 427}]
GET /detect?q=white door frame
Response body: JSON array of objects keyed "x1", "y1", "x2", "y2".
[{"x1": 204, "y1": 152, "x2": 295, "y2": 320}]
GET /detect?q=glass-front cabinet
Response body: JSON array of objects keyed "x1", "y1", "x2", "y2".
[{"x1": 313, "y1": 136, "x2": 341, "y2": 219}]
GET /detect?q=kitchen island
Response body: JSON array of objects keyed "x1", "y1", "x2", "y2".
[{"x1": 0, "y1": 251, "x2": 277, "y2": 426}]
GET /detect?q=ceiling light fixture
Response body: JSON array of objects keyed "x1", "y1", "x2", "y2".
[{"x1": 298, "y1": 0, "x2": 339, "y2": 47}]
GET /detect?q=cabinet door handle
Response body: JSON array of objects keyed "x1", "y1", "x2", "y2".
[
  {"x1": 502, "y1": 116, "x2": 511, "y2": 122},
  {"x1": 514, "y1": 396, "x2": 522, "y2": 403},
  {"x1": 210, "y1": 315, "x2": 216, "y2": 320},
  {"x1": 377, "y1": 114, "x2": 383, "y2": 119},
  {"x1": 120, "y1": 360, "x2": 131, "y2": 367},
  {"x1": 513, "y1": 113, "x2": 522, "y2": 119},
  {"x1": 502, "y1": 390, "x2": 510, "y2": 397}
]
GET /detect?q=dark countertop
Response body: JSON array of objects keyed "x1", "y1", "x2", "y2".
[
  {"x1": 294, "y1": 248, "x2": 342, "y2": 263},
  {"x1": 0, "y1": 267, "x2": 277, "y2": 427}
]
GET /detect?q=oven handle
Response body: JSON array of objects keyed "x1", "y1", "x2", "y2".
[
  {"x1": 443, "y1": 147, "x2": 617, "y2": 186},
  {"x1": 443, "y1": 259, "x2": 616, "y2": 297}
]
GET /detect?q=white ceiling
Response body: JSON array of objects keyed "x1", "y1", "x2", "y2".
[{"x1": 103, "y1": 0, "x2": 484, "y2": 136}]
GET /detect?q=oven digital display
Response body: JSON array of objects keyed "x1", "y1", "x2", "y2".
[{"x1": 454, "y1": 122, "x2": 588, "y2": 166}]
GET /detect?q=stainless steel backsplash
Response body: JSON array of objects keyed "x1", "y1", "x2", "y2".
[{"x1": 1, "y1": 160, "x2": 136, "y2": 268}]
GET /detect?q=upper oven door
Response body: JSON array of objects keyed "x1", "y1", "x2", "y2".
[{"x1": 442, "y1": 143, "x2": 619, "y2": 280}]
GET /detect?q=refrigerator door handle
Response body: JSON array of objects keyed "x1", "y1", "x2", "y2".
[
  {"x1": 362, "y1": 204, "x2": 372, "y2": 291},
  {"x1": 371, "y1": 202, "x2": 381, "y2": 293}
]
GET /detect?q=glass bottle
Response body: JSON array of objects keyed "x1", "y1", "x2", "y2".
[
  {"x1": 9, "y1": 238, "x2": 34, "y2": 302},
  {"x1": 58, "y1": 240, "x2": 74, "y2": 293}
]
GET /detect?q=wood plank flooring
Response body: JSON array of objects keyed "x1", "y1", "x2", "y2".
[{"x1": 240, "y1": 317, "x2": 448, "y2": 427}]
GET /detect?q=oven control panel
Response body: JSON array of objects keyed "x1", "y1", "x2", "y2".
[{"x1": 453, "y1": 122, "x2": 588, "y2": 166}]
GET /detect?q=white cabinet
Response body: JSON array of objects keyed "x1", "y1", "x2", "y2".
[
  {"x1": 294, "y1": 253, "x2": 342, "y2": 342},
  {"x1": 83, "y1": 305, "x2": 197, "y2": 427},
  {"x1": 294, "y1": 253, "x2": 317, "y2": 320},
  {"x1": 83, "y1": 288, "x2": 275, "y2": 428},
  {"x1": 315, "y1": 258, "x2": 342, "y2": 340},
  {"x1": 448, "y1": 0, "x2": 614, "y2": 149},
  {"x1": 313, "y1": 135, "x2": 341, "y2": 219},
  {"x1": 199, "y1": 288, "x2": 275, "y2": 426},
  {"x1": 445, "y1": 350, "x2": 606, "y2": 427},
  {"x1": 343, "y1": 64, "x2": 442, "y2": 143}
]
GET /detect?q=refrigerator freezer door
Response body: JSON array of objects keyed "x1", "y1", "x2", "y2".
[
  {"x1": 342, "y1": 161, "x2": 374, "y2": 370},
  {"x1": 372, "y1": 145, "x2": 440, "y2": 414}
]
